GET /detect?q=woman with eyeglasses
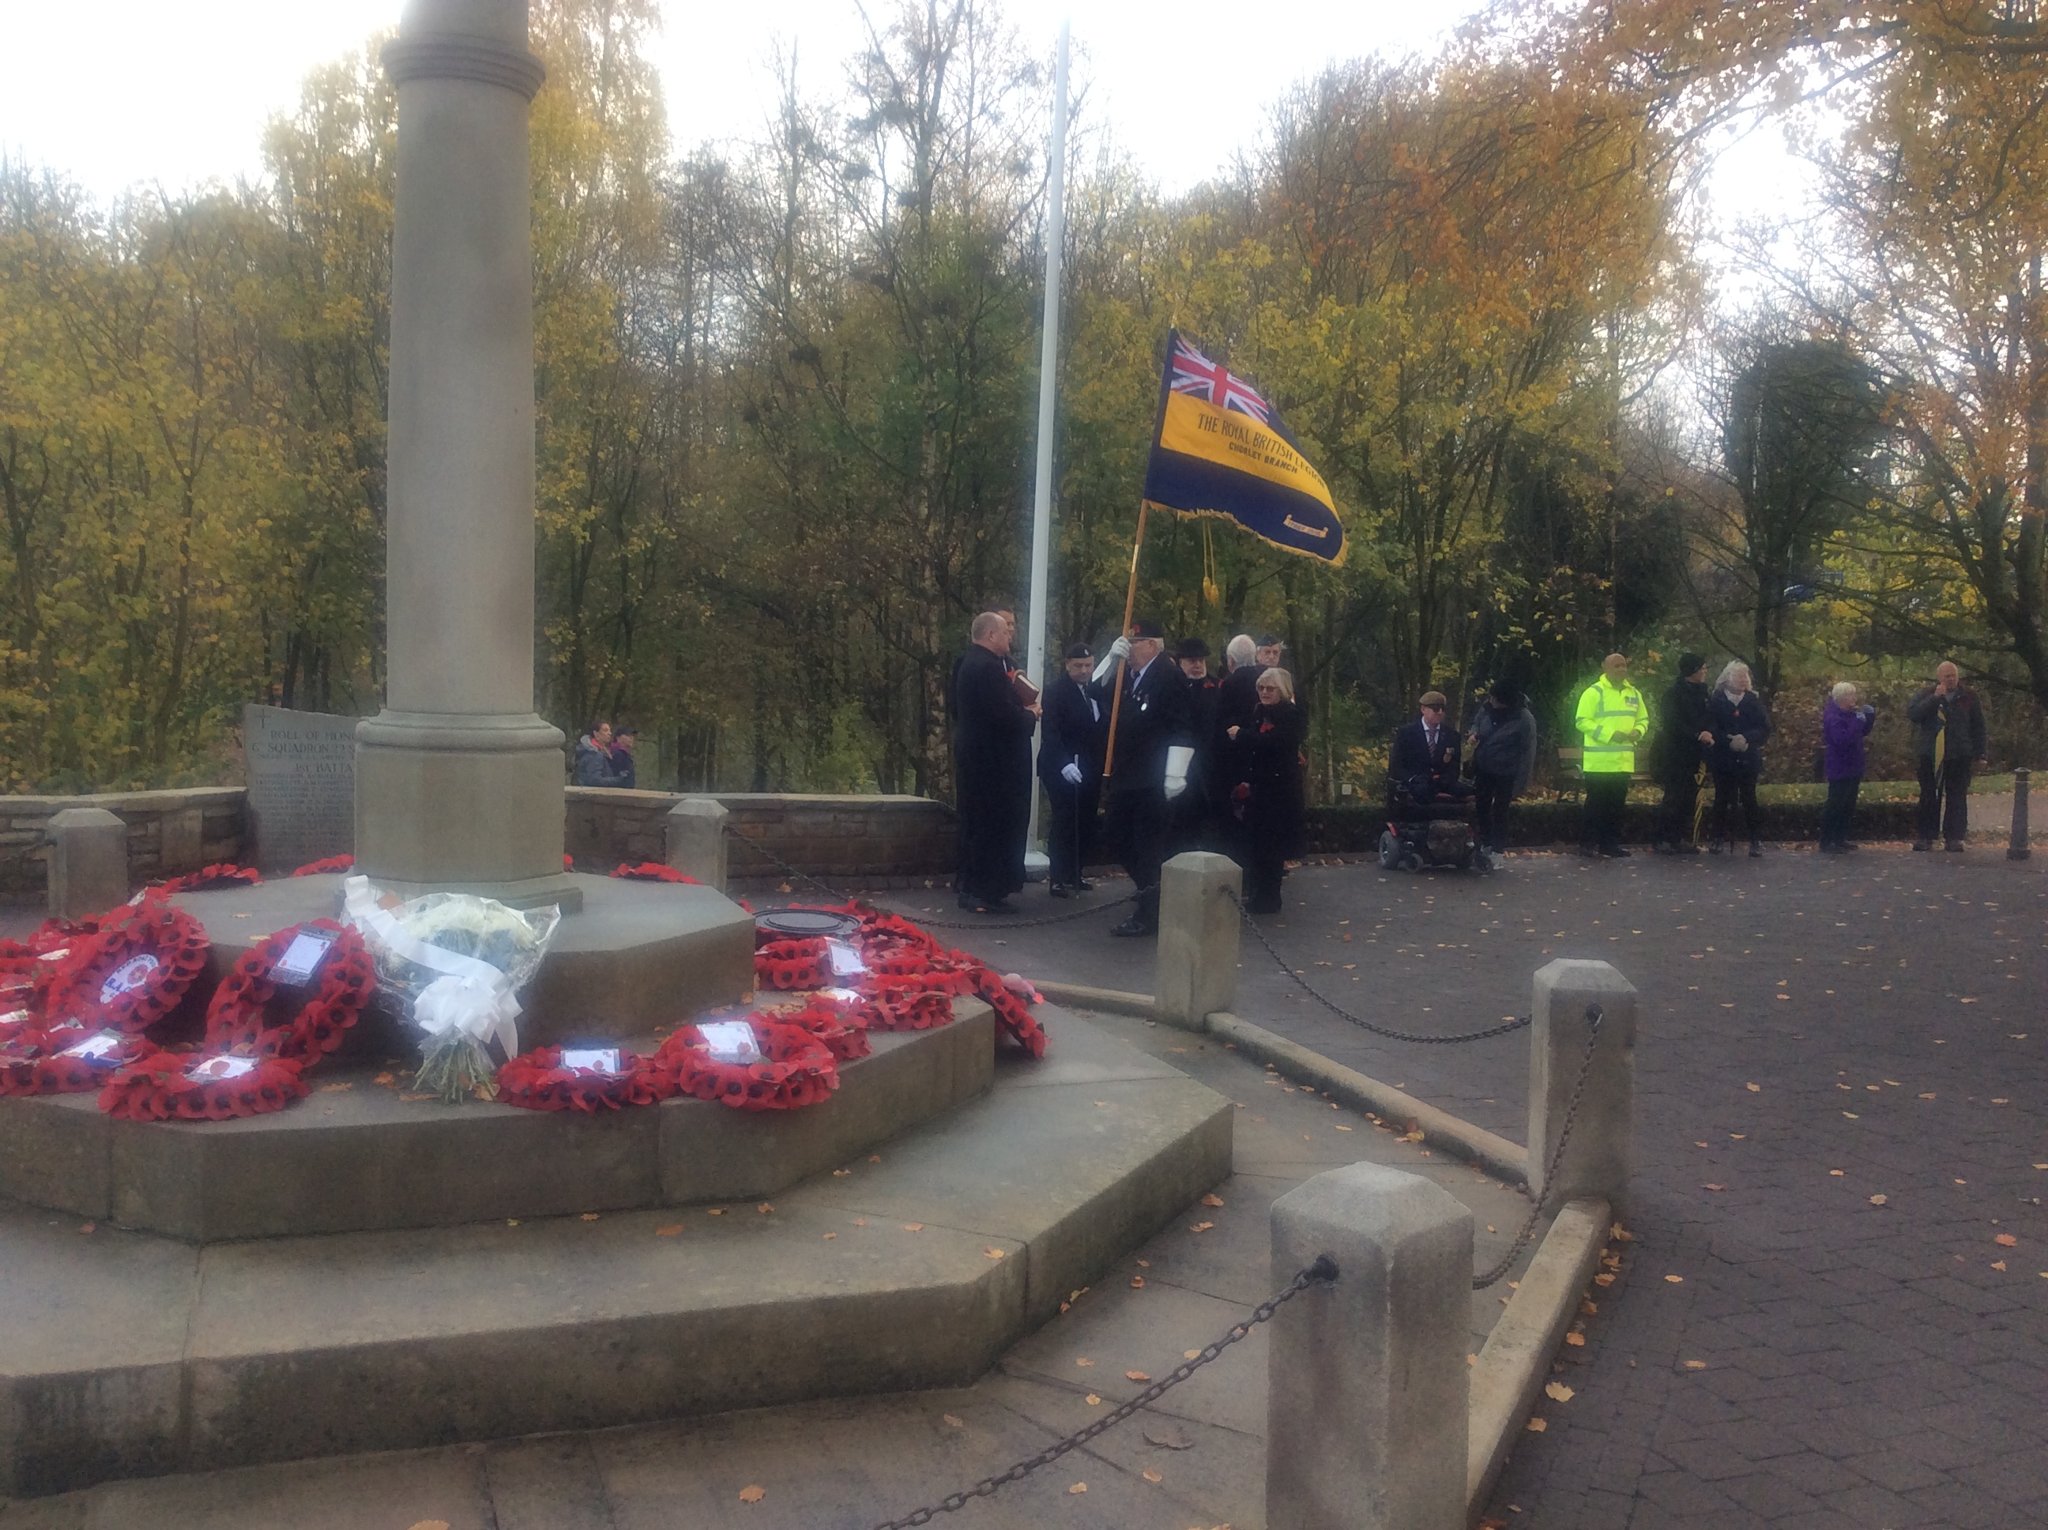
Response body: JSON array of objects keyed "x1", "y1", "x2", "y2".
[{"x1": 1223, "y1": 668, "x2": 1307, "y2": 914}]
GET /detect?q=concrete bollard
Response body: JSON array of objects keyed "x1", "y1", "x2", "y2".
[
  {"x1": 1154, "y1": 851, "x2": 1241, "y2": 1030},
  {"x1": 1529, "y1": 959, "x2": 1636, "y2": 1215},
  {"x1": 46, "y1": 807, "x2": 129, "y2": 920},
  {"x1": 2009, "y1": 767, "x2": 2031, "y2": 861},
  {"x1": 664, "y1": 798, "x2": 729, "y2": 891},
  {"x1": 1268, "y1": 1163, "x2": 1471, "y2": 1530}
]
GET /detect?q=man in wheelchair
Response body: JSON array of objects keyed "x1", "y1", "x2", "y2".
[{"x1": 1380, "y1": 689, "x2": 1485, "y2": 872}]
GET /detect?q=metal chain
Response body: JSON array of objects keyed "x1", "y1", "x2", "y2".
[
  {"x1": 1229, "y1": 888, "x2": 1534, "y2": 1045},
  {"x1": 730, "y1": 837, "x2": 1146, "y2": 931},
  {"x1": 1471, "y1": 1004, "x2": 1605, "y2": 1290},
  {"x1": 868, "y1": 1256, "x2": 1339, "y2": 1530}
]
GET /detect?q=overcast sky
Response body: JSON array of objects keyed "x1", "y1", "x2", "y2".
[
  {"x1": 1, "y1": 1, "x2": 1786, "y2": 202},
  {"x1": 0, "y1": 0, "x2": 1801, "y2": 264}
]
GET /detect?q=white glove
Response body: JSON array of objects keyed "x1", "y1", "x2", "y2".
[
  {"x1": 1164, "y1": 744, "x2": 1193, "y2": 800},
  {"x1": 1090, "y1": 635, "x2": 1133, "y2": 685},
  {"x1": 1060, "y1": 761, "x2": 1083, "y2": 786},
  {"x1": 1730, "y1": 734, "x2": 1748, "y2": 753}
]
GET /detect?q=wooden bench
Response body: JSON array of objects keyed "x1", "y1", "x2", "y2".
[{"x1": 1554, "y1": 746, "x2": 1654, "y2": 796}]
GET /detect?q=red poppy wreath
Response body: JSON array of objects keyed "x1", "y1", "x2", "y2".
[
  {"x1": 496, "y1": 1045, "x2": 673, "y2": 1112},
  {"x1": 156, "y1": 863, "x2": 263, "y2": 896},
  {"x1": 610, "y1": 862, "x2": 700, "y2": 884},
  {"x1": 755, "y1": 936, "x2": 831, "y2": 992},
  {"x1": 289, "y1": 854, "x2": 355, "y2": 877},
  {"x1": 98, "y1": 1051, "x2": 309, "y2": 1122},
  {"x1": 0, "y1": 1024, "x2": 159, "y2": 1098},
  {"x1": 39, "y1": 897, "x2": 210, "y2": 1037},
  {"x1": 202, "y1": 919, "x2": 377, "y2": 1063},
  {"x1": 653, "y1": 1018, "x2": 839, "y2": 1111}
]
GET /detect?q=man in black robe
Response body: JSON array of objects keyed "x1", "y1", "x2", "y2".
[
  {"x1": 1095, "y1": 618, "x2": 1193, "y2": 937},
  {"x1": 950, "y1": 611, "x2": 1038, "y2": 912},
  {"x1": 1651, "y1": 653, "x2": 1712, "y2": 853},
  {"x1": 1170, "y1": 637, "x2": 1222, "y2": 853}
]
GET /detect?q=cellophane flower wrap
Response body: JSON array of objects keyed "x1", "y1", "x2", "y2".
[{"x1": 342, "y1": 876, "x2": 560, "y2": 1103}]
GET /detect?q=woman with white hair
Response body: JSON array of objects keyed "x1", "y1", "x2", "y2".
[
  {"x1": 1819, "y1": 681, "x2": 1876, "y2": 853},
  {"x1": 1222, "y1": 667, "x2": 1306, "y2": 913},
  {"x1": 1706, "y1": 661, "x2": 1772, "y2": 856}
]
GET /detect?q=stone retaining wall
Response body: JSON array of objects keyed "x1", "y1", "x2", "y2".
[
  {"x1": 565, "y1": 788, "x2": 957, "y2": 881},
  {"x1": 0, "y1": 788, "x2": 248, "y2": 898}
]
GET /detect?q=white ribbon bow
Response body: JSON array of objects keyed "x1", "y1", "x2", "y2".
[{"x1": 343, "y1": 877, "x2": 524, "y2": 1058}]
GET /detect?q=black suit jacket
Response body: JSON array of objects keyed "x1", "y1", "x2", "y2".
[
  {"x1": 1038, "y1": 676, "x2": 1107, "y2": 786},
  {"x1": 1105, "y1": 656, "x2": 1192, "y2": 793},
  {"x1": 1390, "y1": 717, "x2": 1460, "y2": 795}
]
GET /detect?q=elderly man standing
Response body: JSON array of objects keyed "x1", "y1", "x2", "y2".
[
  {"x1": 1574, "y1": 652, "x2": 1649, "y2": 858},
  {"x1": 951, "y1": 611, "x2": 1039, "y2": 913},
  {"x1": 1907, "y1": 660, "x2": 1987, "y2": 852},
  {"x1": 1093, "y1": 618, "x2": 1192, "y2": 937}
]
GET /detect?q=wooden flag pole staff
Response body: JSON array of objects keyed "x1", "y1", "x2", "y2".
[{"x1": 1101, "y1": 499, "x2": 1150, "y2": 780}]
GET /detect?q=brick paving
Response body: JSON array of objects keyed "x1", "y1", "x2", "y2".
[
  {"x1": 893, "y1": 841, "x2": 2048, "y2": 1528},
  {"x1": 7, "y1": 833, "x2": 2045, "y2": 1526}
]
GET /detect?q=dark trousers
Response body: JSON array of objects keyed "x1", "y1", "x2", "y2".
[
  {"x1": 1102, "y1": 785, "x2": 1167, "y2": 924},
  {"x1": 1819, "y1": 776, "x2": 1861, "y2": 848},
  {"x1": 1916, "y1": 757, "x2": 1971, "y2": 844},
  {"x1": 1581, "y1": 775, "x2": 1628, "y2": 850},
  {"x1": 1711, "y1": 770, "x2": 1760, "y2": 845},
  {"x1": 1045, "y1": 776, "x2": 1100, "y2": 887},
  {"x1": 1471, "y1": 770, "x2": 1516, "y2": 853},
  {"x1": 1242, "y1": 834, "x2": 1287, "y2": 907},
  {"x1": 1656, "y1": 766, "x2": 1705, "y2": 847}
]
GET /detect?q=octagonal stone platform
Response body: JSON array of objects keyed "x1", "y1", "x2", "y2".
[
  {"x1": 0, "y1": 1004, "x2": 995, "y2": 1241},
  {"x1": 169, "y1": 872, "x2": 756, "y2": 1053},
  {"x1": 0, "y1": 1008, "x2": 1234, "y2": 1497}
]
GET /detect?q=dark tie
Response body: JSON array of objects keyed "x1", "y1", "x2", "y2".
[{"x1": 1427, "y1": 727, "x2": 1437, "y2": 752}]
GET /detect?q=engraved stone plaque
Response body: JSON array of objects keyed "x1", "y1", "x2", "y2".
[{"x1": 243, "y1": 704, "x2": 358, "y2": 872}]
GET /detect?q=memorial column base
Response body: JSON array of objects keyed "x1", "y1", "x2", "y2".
[{"x1": 354, "y1": 710, "x2": 582, "y2": 912}]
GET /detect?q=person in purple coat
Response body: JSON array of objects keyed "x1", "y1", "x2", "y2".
[{"x1": 1819, "y1": 681, "x2": 1876, "y2": 854}]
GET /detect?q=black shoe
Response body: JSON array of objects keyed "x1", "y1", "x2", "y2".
[
  {"x1": 957, "y1": 893, "x2": 979, "y2": 910},
  {"x1": 1819, "y1": 843, "x2": 1845, "y2": 855},
  {"x1": 1709, "y1": 840, "x2": 1726, "y2": 855},
  {"x1": 1945, "y1": 841, "x2": 1965, "y2": 853},
  {"x1": 1653, "y1": 842, "x2": 1679, "y2": 856},
  {"x1": 1748, "y1": 842, "x2": 1763, "y2": 858},
  {"x1": 1246, "y1": 895, "x2": 1283, "y2": 915},
  {"x1": 1048, "y1": 883, "x2": 1072, "y2": 899},
  {"x1": 1110, "y1": 915, "x2": 1156, "y2": 938},
  {"x1": 1677, "y1": 843, "x2": 1702, "y2": 855},
  {"x1": 1599, "y1": 845, "x2": 1632, "y2": 859},
  {"x1": 1840, "y1": 842, "x2": 1859, "y2": 852},
  {"x1": 1578, "y1": 844, "x2": 1600, "y2": 858},
  {"x1": 1074, "y1": 878, "x2": 1095, "y2": 891},
  {"x1": 1912, "y1": 841, "x2": 1931, "y2": 852},
  {"x1": 977, "y1": 898, "x2": 1016, "y2": 915}
]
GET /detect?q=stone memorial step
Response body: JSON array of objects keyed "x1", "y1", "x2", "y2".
[{"x1": 0, "y1": 1008, "x2": 1233, "y2": 1497}]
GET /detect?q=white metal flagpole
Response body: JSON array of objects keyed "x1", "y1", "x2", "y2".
[{"x1": 1023, "y1": 20, "x2": 1069, "y2": 871}]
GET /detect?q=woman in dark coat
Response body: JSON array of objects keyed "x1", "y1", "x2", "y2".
[
  {"x1": 1706, "y1": 660, "x2": 1772, "y2": 857},
  {"x1": 1224, "y1": 668, "x2": 1307, "y2": 914}
]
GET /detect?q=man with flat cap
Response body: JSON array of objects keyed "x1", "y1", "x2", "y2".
[
  {"x1": 1092, "y1": 618, "x2": 1193, "y2": 936},
  {"x1": 1038, "y1": 641, "x2": 1108, "y2": 897}
]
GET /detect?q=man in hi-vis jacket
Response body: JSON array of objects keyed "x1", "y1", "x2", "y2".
[{"x1": 1574, "y1": 652, "x2": 1649, "y2": 858}]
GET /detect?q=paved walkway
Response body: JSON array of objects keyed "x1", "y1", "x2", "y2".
[
  {"x1": 8, "y1": 832, "x2": 2046, "y2": 1527},
  {"x1": 892, "y1": 843, "x2": 2048, "y2": 1529},
  {"x1": 0, "y1": 1009, "x2": 1528, "y2": 1529}
]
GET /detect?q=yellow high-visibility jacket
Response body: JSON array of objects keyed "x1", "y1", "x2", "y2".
[{"x1": 1574, "y1": 675, "x2": 1648, "y2": 775}]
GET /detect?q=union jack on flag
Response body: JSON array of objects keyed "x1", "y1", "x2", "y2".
[{"x1": 1167, "y1": 334, "x2": 1273, "y2": 425}]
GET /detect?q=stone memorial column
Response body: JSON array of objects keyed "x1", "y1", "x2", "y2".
[{"x1": 356, "y1": 0, "x2": 576, "y2": 906}]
